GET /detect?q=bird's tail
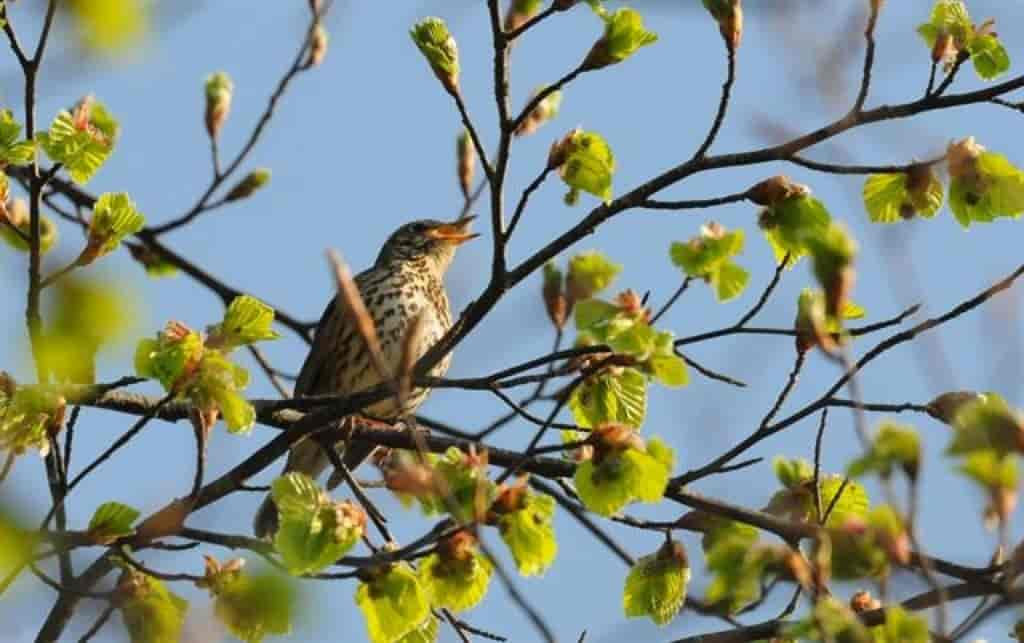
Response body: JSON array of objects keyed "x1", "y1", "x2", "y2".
[{"x1": 252, "y1": 437, "x2": 380, "y2": 539}]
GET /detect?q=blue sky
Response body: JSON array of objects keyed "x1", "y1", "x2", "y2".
[{"x1": 2, "y1": 1, "x2": 1024, "y2": 641}]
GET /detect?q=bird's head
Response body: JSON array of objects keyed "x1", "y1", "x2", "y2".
[{"x1": 375, "y1": 216, "x2": 479, "y2": 272}]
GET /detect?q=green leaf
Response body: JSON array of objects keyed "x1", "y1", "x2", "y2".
[
  {"x1": 711, "y1": 261, "x2": 749, "y2": 302},
  {"x1": 968, "y1": 33, "x2": 1011, "y2": 80},
  {"x1": 959, "y1": 449, "x2": 1018, "y2": 491},
  {"x1": 697, "y1": 515, "x2": 759, "y2": 555},
  {"x1": 211, "y1": 568, "x2": 295, "y2": 643},
  {"x1": 419, "y1": 549, "x2": 492, "y2": 612},
  {"x1": 83, "y1": 192, "x2": 145, "y2": 263},
  {"x1": 68, "y1": 0, "x2": 148, "y2": 54},
  {"x1": 787, "y1": 597, "x2": 871, "y2": 643},
  {"x1": 186, "y1": 350, "x2": 256, "y2": 434},
  {"x1": 567, "y1": 251, "x2": 622, "y2": 299},
  {"x1": 847, "y1": 421, "x2": 921, "y2": 479},
  {"x1": 669, "y1": 225, "x2": 744, "y2": 277},
  {"x1": 575, "y1": 298, "x2": 621, "y2": 331},
  {"x1": 948, "y1": 141, "x2": 1024, "y2": 227},
  {"x1": 649, "y1": 353, "x2": 688, "y2": 388},
  {"x1": 863, "y1": 171, "x2": 944, "y2": 223},
  {"x1": 37, "y1": 97, "x2": 119, "y2": 184},
  {"x1": 225, "y1": 168, "x2": 272, "y2": 202},
  {"x1": 0, "y1": 109, "x2": 35, "y2": 165},
  {"x1": 0, "y1": 384, "x2": 65, "y2": 456},
  {"x1": 575, "y1": 436, "x2": 674, "y2": 516},
  {"x1": 874, "y1": 605, "x2": 930, "y2": 643},
  {"x1": 759, "y1": 194, "x2": 832, "y2": 267},
  {"x1": 274, "y1": 500, "x2": 364, "y2": 576},
  {"x1": 558, "y1": 130, "x2": 615, "y2": 203},
  {"x1": 208, "y1": 295, "x2": 281, "y2": 351},
  {"x1": 704, "y1": 533, "x2": 770, "y2": 614},
  {"x1": 945, "y1": 393, "x2": 1022, "y2": 457},
  {"x1": 118, "y1": 568, "x2": 189, "y2": 643},
  {"x1": 395, "y1": 615, "x2": 439, "y2": 643},
  {"x1": 916, "y1": 1, "x2": 971, "y2": 49},
  {"x1": 356, "y1": 564, "x2": 431, "y2": 643},
  {"x1": 772, "y1": 456, "x2": 814, "y2": 489},
  {"x1": 569, "y1": 367, "x2": 647, "y2": 428},
  {"x1": 820, "y1": 476, "x2": 869, "y2": 527},
  {"x1": 623, "y1": 542, "x2": 689, "y2": 626},
  {"x1": 0, "y1": 197, "x2": 59, "y2": 254},
  {"x1": 583, "y1": 7, "x2": 658, "y2": 69},
  {"x1": 497, "y1": 492, "x2": 558, "y2": 577},
  {"x1": 87, "y1": 501, "x2": 140, "y2": 544}
]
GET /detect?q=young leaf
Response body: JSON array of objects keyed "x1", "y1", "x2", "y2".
[
  {"x1": 187, "y1": 351, "x2": 256, "y2": 434},
  {"x1": 945, "y1": 393, "x2": 1023, "y2": 457},
  {"x1": 582, "y1": 7, "x2": 658, "y2": 70},
  {"x1": 80, "y1": 192, "x2": 146, "y2": 265},
  {"x1": 847, "y1": 421, "x2": 921, "y2": 479},
  {"x1": 968, "y1": 32, "x2": 1011, "y2": 80},
  {"x1": 207, "y1": 295, "x2": 281, "y2": 351},
  {"x1": 272, "y1": 479, "x2": 366, "y2": 576},
  {"x1": 418, "y1": 539, "x2": 492, "y2": 612},
  {"x1": 0, "y1": 384, "x2": 66, "y2": 457},
  {"x1": 574, "y1": 436, "x2": 675, "y2": 516},
  {"x1": 0, "y1": 109, "x2": 35, "y2": 165},
  {"x1": 496, "y1": 491, "x2": 558, "y2": 577},
  {"x1": 556, "y1": 130, "x2": 616, "y2": 204},
  {"x1": 37, "y1": 96, "x2": 119, "y2": 184},
  {"x1": 947, "y1": 138, "x2": 1024, "y2": 227},
  {"x1": 356, "y1": 564, "x2": 431, "y2": 643},
  {"x1": 704, "y1": 533, "x2": 771, "y2": 613},
  {"x1": 874, "y1": 605, "x2": 930, "y2": 643},
  {"x1": 87, "y1": 501, "x2": 140, "y2": 545},
  {"x1": 117, "y1": 567, "x2": 189, "y2": 643},
  {"x1": 670, "y1": 223, "x2": 749, "y2": 302},
  {"x1": 862, "y1": 169, "x2": 944, "y2": 223},
  {"x1": 210, "y1": 567, "x2": 295, "y2": 643},
  {"x1": 623, "y1": 541, "x2": 690, "y2": 626},
  {"x1": 958, "y1": 449, "x2": 1018, "y2": 492},
  {"x1": 758, "y1": 193, "x2": 832, "y2": 267},
  {"x1": 0, "y1": 198, "x2": 59, "y2": 254},
  {"x1": 134, "y1": 321, "x2": 205, "y2": 392},
  {"x1": 567, "y1": 250, "x2": 622, "y2": 300},
  {"x1": 569, "y1": 367, "x2": 647, "y2": 428}
]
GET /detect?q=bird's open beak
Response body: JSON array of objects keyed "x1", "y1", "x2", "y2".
[{"x1": 425, "y1": 216, "x2": 480, "y2": 245}]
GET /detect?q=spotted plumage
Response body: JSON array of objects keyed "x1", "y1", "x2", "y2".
[{"x1": 254, "y1": 217, "x2": 477, "y2": 538}]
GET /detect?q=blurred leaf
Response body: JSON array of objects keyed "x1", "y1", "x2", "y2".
[
  {"x1": 271, "y1": 473, "x2": 365, "y2": 575},
  {"x1": 68, "y1": 0, "x2": 148, "y2": 55},
  {"x1": 847, "y1": 421, "x2": 921, "y2": 479},
  {"x1": 759, "y1": 194, "x2": 832, "y2": 267},
  {"x1": 863, "y1": 171, "x2": 944, "y2": 223},
  {"x1": 567, "y1": 251, "x2": 622, "y2": 300},
  {"x1": 0, "y1": 382, "x2": 64, "y2": 456},
  {"x1": 874, "y1": 605, "x2": 929, "y2": 643},
  {"x1": 0, "y1": 198, "x2": 58, "y2": 254},
  {"x1": 583, "y1": 7, "x2": 658, "y2": 70},
  {"x1": 208, "y1": 566, "x2": 295, "y2": 643},
  {"x1": 117, "y1": 567, "x2": 188, "y2": 643}
]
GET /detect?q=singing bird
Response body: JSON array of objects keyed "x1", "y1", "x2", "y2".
[{"x1": 254, "y1": 217, "x2": 478, "y2": 538}]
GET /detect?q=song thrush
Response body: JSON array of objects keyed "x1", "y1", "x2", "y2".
[{"x1": 254, "y1": 217, "x2": 478, "y2": 538}]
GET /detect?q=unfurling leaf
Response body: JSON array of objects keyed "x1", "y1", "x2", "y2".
[
  {"x1": 623, "y1": 540, "x2": 690, "y2": 626},
  {"x1": 87, "y1": 501, "x2": 140, "y2": 545},
  {"x1": 670, "y1": 222, "x2": 749, "y2": 302},
  {"x1": 356, "y1": 564, "x2": 431, "y2": 643},
  {"x1": 917, "y1": 2, "x2": 1011, "y2": 81},
  {"x1": 80, "y1": 192, "x2": 146, "y2": 265},
  {"x1": 495, "y1": 487, "x2": 558, "y2": 576},
  {"x1": 862, "y1": 167, "x2": 944, "y2": 223},
  {"x1": 0, "y1": 109, "x2": 35, "y2": 165},
  {"x1": 806, "y1": 222, "x2": 858, "y2": 319},
  {"x1": 270, "y1": 473, "x2": 365, "y2": 575},
  {"x1": 582, "y1": 7, "x2": 658, "y2": 70},
  {"x1": 207, "y1": 295, "x2": 281, "y2": 351},
  {"x1": 569, "y1": 368, "x2": 647, "y2": 428},
  {"x1": 37, "y1": 96, "x2": 119, "y2": 184},
  {"x1": 574, "y1": 431, "x2": 675, "y2": 516},
  {"x1": 847, "y1": 421, "x2": 921, "y2": 479},
  {"x1": 410, "y1": 17, "x2": 460, "y2": 95},
  {"x1": 945, "y1": 393, "x2": 1023, "y2": 457},
  {"x1": 419, "y1": 531, "x2": 492, "y2": 612},
  {"x1": 515, "y1": 87, "x2": 562, "y2": 137},
  {"x1": 552, "y1": 130, "x2": 616, "y2": 204},
  {"x1": 946, "y1": 137, "x2": 1024, "y2": 227},
  {"x1": 753, "y1": 178, "x2": 832, "y2": 267}
]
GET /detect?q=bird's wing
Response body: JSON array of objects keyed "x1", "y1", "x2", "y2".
[{"x1": 294, "y1": 294, "x2": 343, "y2": 396}]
